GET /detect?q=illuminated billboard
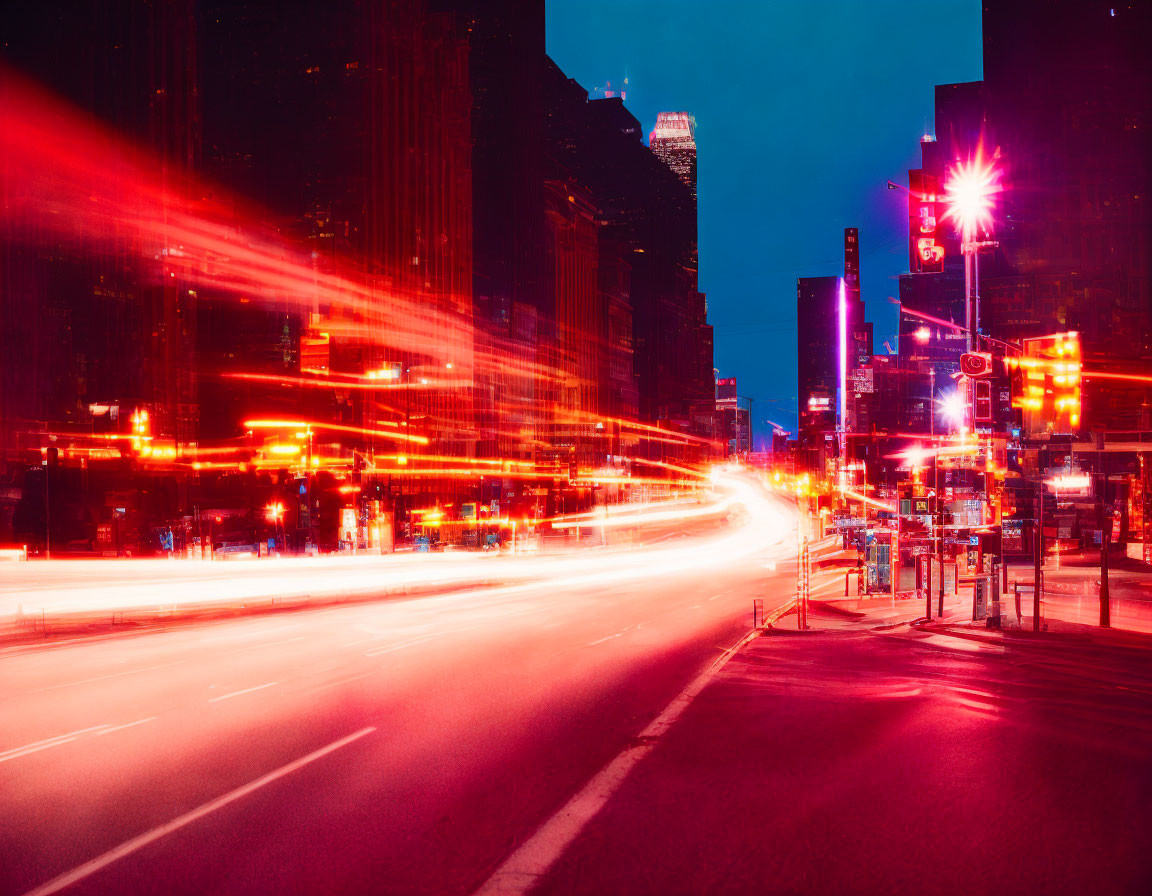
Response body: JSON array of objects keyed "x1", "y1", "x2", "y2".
[
  {"x1": 908, "y1": 170, "x2": 944, "y2": 273},
  {"x1": 1008, "y1": 332, "x2": 1081, "y2": 435}
]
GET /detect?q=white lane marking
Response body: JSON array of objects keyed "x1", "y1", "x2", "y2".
[
  {"x1": 586, "y1": 632, "x2": 623, "y2": 647},
  {"x1": 473, "y1": 625, "x2": 766, "y2": 896},
  {"x1": 21, "y1": 727, "x2": 377, "y2": 896},
  {"x1": 879, "y1": 688, "x2": 923, "y2": 699},
  {"x1": 208, "y1": 681, "x2": 278, "y2": 703},
  {"x1": 240, "y1": 636, "x2": 306, "y2": 650},
  {"x1": 95, "y1": 717, "x2": 157, "y2": 736},
  {"x1": 31, "y1": 661, "x2": 185, "y2": 693},
  {"x1": 301, "y1": 670, "x2": 378, "y2": 697},
  {"x1": 364, "y1": 635, "x2": 439, "y2": 657},
  {"x1": 0, "y1": 726, "x2": 111, "y2": 764},
  {"x1": 359, "y1": 625, "x2": 480, "y2": 657}
]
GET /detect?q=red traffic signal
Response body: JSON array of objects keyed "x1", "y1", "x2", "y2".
[{"x1": 960, "y1": 352, "x2": 993, "y2": 377}]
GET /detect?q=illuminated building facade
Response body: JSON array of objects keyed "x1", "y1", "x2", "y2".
[
  {"x1": 649, "y1": 112, "x2": 698, "y2": 203},
  {"x1": 715, "y1": 377, "x2": 749, "y2": 455}
]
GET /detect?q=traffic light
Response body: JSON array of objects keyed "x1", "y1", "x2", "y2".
[
  {"x1": 974, "y1": 380, "x2": 993, "y2": 421},
  {"x1": 960, "y1": 352, "x2": 993, "y2": 377}
]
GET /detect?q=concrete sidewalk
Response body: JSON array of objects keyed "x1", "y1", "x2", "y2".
[{"x1": 526, "y1": 598, "x2": 1152, "y2": 896}]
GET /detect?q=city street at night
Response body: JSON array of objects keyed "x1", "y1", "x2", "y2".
[
  {"x1": 2, "y1": 477, "x2": 795, "y2": 896},
  {"x1": 5, "y1": 512, "x2": 1151, "y2": 895},
  {"x1": 2, "y1": 1, "x2": 1151, "y2": 894}
]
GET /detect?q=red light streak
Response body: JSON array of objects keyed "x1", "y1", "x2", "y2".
[
  {"x1": 225, "y1": 372, "x2": 466, "y2": 391},
  {"x1": 0, "y1": 65, "x2": 472, "y2": 364},
  {"x1": 838, "y1": 489, "x2": 895, "y2": 513},
  {"x1": 1082, "y1": 370, "x2": 1152, "y2": 385},
  {"x1": 0, "y1": 65, "x2": 719, "y2": 485},
  {"x1": 243, "y1": 419, "x2": 429, "y2": 446}
]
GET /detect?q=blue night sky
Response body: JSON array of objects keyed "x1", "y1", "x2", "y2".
[{"x1": 546, "y1": 1, "x2": 983, "y2": 443}]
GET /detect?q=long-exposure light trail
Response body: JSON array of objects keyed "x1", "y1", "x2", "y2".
[
  {"x1": 0, "y1": 472, "x2": 790, "y2": 621},
  {"x1": 0, "y1": 63, "x2": 716, "y2": 494},
  {"x1": 0, "y1": 65, "x2": 471, "y2": 368},
  {"x1": 243, "y1": 419, "x2": 430, "y2": 446},
  {"x1": 224, "y1": 372, "x2": 470, "y2": 391}
]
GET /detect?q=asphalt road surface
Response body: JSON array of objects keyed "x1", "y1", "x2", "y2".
[
  {"x1": 530, "y1": 605, "x2": 1152, "y2": 896},
  {"x1": 1, "y1": 476, "x2": 795, "y2": 895}
]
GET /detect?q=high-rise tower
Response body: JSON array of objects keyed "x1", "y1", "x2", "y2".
[{"x1": 649, "y1": 112, "x2": 697, "y2": 201}]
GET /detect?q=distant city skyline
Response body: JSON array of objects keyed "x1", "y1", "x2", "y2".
[{"x1": 546, "y1": 0, "x2": 983, "y2": 440}]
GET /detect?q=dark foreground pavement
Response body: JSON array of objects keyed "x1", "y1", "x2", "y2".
[{"x1": 531, "y1": 604, "x2": 1152, "y2": 896}]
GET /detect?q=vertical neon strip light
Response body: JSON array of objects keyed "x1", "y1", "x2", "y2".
[{"x1": 838, "y1": 276, "x2": 847, "y2": 435}]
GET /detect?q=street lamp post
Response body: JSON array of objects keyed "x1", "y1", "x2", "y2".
[
  {"x1": 1034, "y1": 480, "x2": 1043, "y2": 632},
  {"x1": 943, "y1": 148, "x2": 1001, "y2": 351},
  {"x1": 943, "y1": 148, "x2": 1001, "y2": 435},
  {"x1": 1097, "y1": 469, "x2": 1111, "y2": 628}
]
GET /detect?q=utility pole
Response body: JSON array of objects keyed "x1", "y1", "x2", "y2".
[
  {"x1": 1098, "y1": 470, "x2": 1111, "y2": 628},
  {"x1": 938, "y1": 499, "x2": 945, "y2": 620},
  {"x1": 44, "y1": 460, "x2": 50, "y2": 560},
  {"x1": 1034, "y1": 480, "x2": 1043, "y2": 632},
  {"x1": 1000, "y1": 482, "x2": 1009, "y2": 594},
  {"x1": 928, "y1": 367, "x2": 936, "y2": 621},
  {"x1": 933, "y1": 389, "x2": 944, "y2": 620},
  {"x1": 925, "y1": 548, "x2": 932, "y2": 621}
]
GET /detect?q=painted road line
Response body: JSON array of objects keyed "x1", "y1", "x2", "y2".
[
  {"x1": 208, "y1": 681, "x2": 278, "y2": 703},
  {"x1": 472, "y1": 623, "x2": 768, "y2": 896},
  {"x1": 300, "y1": 670, "x2": 379, "y2": 697},
  {"x1": 237, "y1": 635, "x2": 306, "y2": 650},
  {"x1": 364, "y1": 635, "x2": 439, "y2": 657},
  {"x1": 31, "y1": 661, "x2": 186, "y2": 694},
  {"x1": 95, "y1": 717, "x2": 158, "y2": 736},
  {"x1": 0, "y1": 725, "x2": 111, "y2": 764},
  {"x1": 21, "y1": 727, "x2": 377, "y2": 896}
]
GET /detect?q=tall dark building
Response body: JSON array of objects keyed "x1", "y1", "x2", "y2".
[
  {"x1": 797, "y1": 276, "x2": 839, "y2": 449},
  {"x1": 798, "y1": 228, "x2": 868, "y2": 460},
  {"x1": 446, "y1": 0, "x2": 548, "y2": 462},
  {"x1": 980, "y1": 0, "x2": 1152, "y2": 427},
  {"x1": 542, "y1": 64, "x2": 710, "y2": 443},
  {"x1": 0, "y1": 2, "x2": 202, "y2": 450},
  {"x1": 0, "y1": 0, "x2": 717, "y2": 548}
]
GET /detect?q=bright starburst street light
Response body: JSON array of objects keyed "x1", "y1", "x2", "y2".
[
  {"x1": 937, "y1": 389, "x2": 967, "y2": 430},
  {"x1": 941, "y1": 146, "x2": 1002, "y2": 243}
]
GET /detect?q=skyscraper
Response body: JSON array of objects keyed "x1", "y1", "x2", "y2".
[
  {"x1": 648, "y1": 112, "x2": 697, "y2": 201},
  {"x1": 979, "y1": 0, "x2": 1152, "y2": 429},
  {"x1": 796, "y1": 276, "x2": 840, "y2": 449}
]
